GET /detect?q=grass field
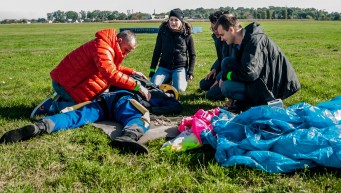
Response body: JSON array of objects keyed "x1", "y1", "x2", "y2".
[{"x1": 0, "y1": 21, "x2": 340, "y2": 192}]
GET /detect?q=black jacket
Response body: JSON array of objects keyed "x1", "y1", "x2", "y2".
[
  {"x1": 109, "y1": 75, "x2": 182, "y2": 115},
  {"x1": 150, "y1": 22, "x2": 196, "y2": 75},
  {"x1": 211, "y1": 34, "x2": 235, "y2": 73},
  {"x1": 223, "y1": 22, "x2": 301, "y2": 105}
]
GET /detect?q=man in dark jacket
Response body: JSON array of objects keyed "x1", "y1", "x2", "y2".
[
  {"x1": 214, "y1": 14, "x2": 301, "y2": 109},
  {"x1": 199, "y1": 11, "x2": 238, "y2": 101}
]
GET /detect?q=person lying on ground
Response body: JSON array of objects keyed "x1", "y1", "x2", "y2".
[
  {"x1": 2, "y1": 90, "x2": 161, "y2": 155},
  {"x1": 3, "y1": 80, "x2": 183, "y2": 154}
]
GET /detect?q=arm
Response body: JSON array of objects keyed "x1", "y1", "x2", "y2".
[
  {"x1": 205, "y1": 60, "x2": 219, "y2": 80},
  {"x1": 95, "y1": 38, "x2": 138, "y2": 90},
  {"x1": 211, "y1": 59, "x2": 220, "y2": 72},
  {"x1": 149, "y1": 31, "x2": 163, "y2": 77},
  {"x1": 119, "y1": 66, "x2": 135, "y2": 75},
  {"x1": 186, "y1": 35, "x2": 196, "y2": 78},
  {"x1": 222, "y1": 37, "x2": 265, "y2": 82}
]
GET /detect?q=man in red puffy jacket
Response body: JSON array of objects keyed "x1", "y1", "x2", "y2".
[{"x1": 31, "y1": 29, "x2": 150, "y2": 119}]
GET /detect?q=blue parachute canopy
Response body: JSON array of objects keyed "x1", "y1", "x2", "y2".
[{"x1": 201, "y1": 96, "x2": 341, "y2": 173}]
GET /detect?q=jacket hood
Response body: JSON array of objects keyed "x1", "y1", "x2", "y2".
[
  {"x1": 96, "y1": 28, "x2": 124, "y2": 60},
  {"x1": 243, "y1": 22, "x2": 264, "y2": 41},
  {"x1": 96, "y1": 28, "x2": 117, "y2": 48}
]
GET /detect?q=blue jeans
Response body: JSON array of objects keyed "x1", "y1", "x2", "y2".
[
  {"x1": 52, "y1": 80, "x2": 74, "y2": 102},
  {"x1": 221, "y1": 80, "x2": 247, "y2": 101},
  {"x1": 199, "y1": 57, "x2": 235, "y2": 101},
  {"x1": 151, "y1": 67, "x2": 187, "y2": 92},
  {"x1": 42, "y1": 92, "x2": 149, "y2": 138},
  {"x1": 219, "y1": 57, "x2": 247, "y2": 100},
  {"x1": 51, "y1": 80, "x2": 76, "y2": 113}
]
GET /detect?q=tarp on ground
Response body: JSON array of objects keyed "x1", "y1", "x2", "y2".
[
  {"x1": 201, "y1": 96, "x2": 341, "y2": 173},
  {"x1": 93, "y1": 115, "x2": 181, "y2": 144}
]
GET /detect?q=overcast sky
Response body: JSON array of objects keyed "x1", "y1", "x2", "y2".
[{"x1": 1, "y1": 0, "x2": 340, "y2": 20}]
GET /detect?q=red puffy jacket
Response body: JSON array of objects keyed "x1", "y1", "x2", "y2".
[{"x1": 50, "y1": 29, "x2": 137, "y2": 103}]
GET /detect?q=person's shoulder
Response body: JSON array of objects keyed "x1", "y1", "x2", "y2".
[
  {"x1": 96, "y1": 28, "x2": 115, "y2": 33},
  {"x1": 96, "y1": 28, "x2": 116, "y2": 38},
  {"x1": 159, "y1": 22, "x2": 168, "y2": 29}
]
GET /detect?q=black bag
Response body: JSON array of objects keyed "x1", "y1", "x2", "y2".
[{"x1": 109, "y1": 75, "x2": 182, "y2": 115}]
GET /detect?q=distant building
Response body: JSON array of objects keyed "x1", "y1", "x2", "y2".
[
  {"x1": 151, "y1": 9, "x2": 167, "y2": 20},
  {"x1": 151, "y1": 14, "x2": 167, "y2": 20}
]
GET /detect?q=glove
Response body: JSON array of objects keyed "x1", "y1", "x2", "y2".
[{"x1": 138, "y1": 85, "x2": 151, "y2": 101}]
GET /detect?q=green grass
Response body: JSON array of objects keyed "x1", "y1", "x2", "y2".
[{"x1": 0, "y1": 21, "x2": 340, "y2": 192}]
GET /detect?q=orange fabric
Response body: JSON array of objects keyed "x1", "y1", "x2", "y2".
[{"x1": 50, "y1": 29, "x2": 137, "y2": 103}]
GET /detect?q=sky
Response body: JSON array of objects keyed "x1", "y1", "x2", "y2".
[{"x1": 0, "y1": 0, "x2": 340, "y2": 20}]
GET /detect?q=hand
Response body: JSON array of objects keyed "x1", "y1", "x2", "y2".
[
  {"x1": 219, "y1": 79, "x2": 223, "y2": 88},
  {"x1": 205, "y1": 69, "x2": 216, "y2": 80},
  {"x1": 187, "y1": 74, "x2": 194, "y2": 81},
  {"x1": 138, "y1": 85, "x2": 151, "y2": 101},
  {"x1": 134, "y1": 71, "x2": 148, "y2": 80}
]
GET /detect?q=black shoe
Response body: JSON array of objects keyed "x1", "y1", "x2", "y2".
[
  {"x1": 111, "y1": 135, "x2": 149, "y2": 155},
  {"x1": 235, "y1": 101, "x2": 252, "y2": 112},
  {"x1": 222, "y1": 101, "x2": 251, "y2": 114},
  {"x1": 0, "y1": 124, "x2": 39, "y2": 144}
]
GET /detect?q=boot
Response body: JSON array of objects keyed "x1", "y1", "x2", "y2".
[
  {"x1": 0, "y1": 122, "x2": 46, "y2": 144},
  {"x1": 111, "y1": 131, "x2": 149, "y2": 155}
]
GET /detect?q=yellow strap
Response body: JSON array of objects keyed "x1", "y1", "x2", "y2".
[
  {"x1": 129, "y1": 99, "x2": 150, "y2": 127},
  {"x1": 60, "y1": 101, "x2": 92, "y2": 113}
]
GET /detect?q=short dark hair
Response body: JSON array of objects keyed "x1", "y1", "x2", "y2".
[
  {"x1": 214, "y1": 14, "x2": 241, "y2": 31},
  {"x1": 208, "y1": 10, "x2": 229, "y2": 24},
  {"x1": 117, "y1": 30, "x2": 137, "y2": 46}
]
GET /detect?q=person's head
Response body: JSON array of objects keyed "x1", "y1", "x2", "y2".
[
  {"x1": 209, "y1": 10, "x2": 225, "y2": 37},
  {"x1": 168, "y1": 8, "x2": 184, "y2": 30},
  {"x1": 117, "y1": 30, "x2": 137, "y2": 56},
  {"x1": 214, "y1": 14, "x2": 242, "y2": 44}
]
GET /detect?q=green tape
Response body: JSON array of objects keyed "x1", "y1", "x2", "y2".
[{"x1": 227, "y1": 71, "x2": 232, "y2": 80}]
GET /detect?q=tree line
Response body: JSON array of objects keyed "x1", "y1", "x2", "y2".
[{"x1": 1, "y1": 6, "x2": 340, "y2": 24}]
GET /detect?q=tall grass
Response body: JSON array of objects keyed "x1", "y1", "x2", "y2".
[{"x1": 0, "y1": 21, "x2": 340, "y2": 192}]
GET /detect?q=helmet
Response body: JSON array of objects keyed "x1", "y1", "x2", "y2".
[{"x1": 159, "y1": 84, "x2": 179, "y2": 100}]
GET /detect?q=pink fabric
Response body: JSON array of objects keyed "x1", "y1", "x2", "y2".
[{"x1": 178, "y1": 107, "x2": 220, "y2": 144}]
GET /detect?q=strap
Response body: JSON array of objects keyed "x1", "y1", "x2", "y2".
[
  {"x1": 60, "y1": 101, "x2": 92, "y2": 113},
  {"x1": 129, "y1": 99, "x2": 150, "y2": 128}
]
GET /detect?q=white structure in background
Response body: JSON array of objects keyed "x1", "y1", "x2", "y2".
[{"x1": 151, "y1": 9, "x2": 167, "y2": 20}]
